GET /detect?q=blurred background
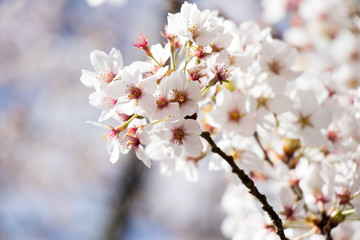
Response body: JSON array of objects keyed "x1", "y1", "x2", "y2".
[{"x1": 0, "y1": 0, "x2": 260, "y2": 239}]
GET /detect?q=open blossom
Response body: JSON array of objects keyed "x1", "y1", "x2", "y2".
[
  {"x1": 116, "y1": 64, "x2": 158, "y2": 117},
  {"x1": 151, "y1": 74, "x2": 180, "y2": 120},
  {"x1": 278, "y1": 90, "x2": 332, "y2": 147},
  {"x1": 89, "y1": 80, "x2": 123, "y2": 122},
  {"x1": 80, "y1": 48, "x2": 123, "y2": 90},
  {"x1": 167, "y1": 1, "x2": 224, "y2": 46},
  {"x1": 87, "y1": 121, "x2": 122, "y2": 164},
  {"x1": 119, "y1": 125, "x2": 152, "y2": 167},
  {"x1": 162, "y1": 118, "x2": 203, "y2": 158},
  {"x1": 208, "y1": 89, "x2": 256, "y2": 136},
  {"x1": 247, "y1": 83, "x2": 293, "y2": 129},
  {"x1": 259, "y1": 38, "x2": 300, "y2": 92},
  {"x1": 166, "y1": 71, "x2": 201, "y2": 117}
]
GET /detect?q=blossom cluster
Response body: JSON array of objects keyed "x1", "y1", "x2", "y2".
[{"x1": 81, "y1": 1, "x2": 360, "y2": 239}]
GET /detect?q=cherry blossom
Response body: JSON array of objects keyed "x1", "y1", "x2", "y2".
[{"x1": 81, "y1": 1, "x2": 360, "y2": 239}]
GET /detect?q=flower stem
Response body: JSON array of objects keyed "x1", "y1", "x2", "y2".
[
  {"x1": 200, "y1": 131, "x2": 288, "y2": 240},
  {"x1": 116, "y1": 114, "x2": 138, "y2": 132},
  {"x1": 174, "y1": 42, "x2": 187, "y2": 70},
  {"x1": 150, "y1": 55, "x2": 162, "y2": 67},
  {"x1": 183, "y1": 41, "x2": 191, "y2": 74}
]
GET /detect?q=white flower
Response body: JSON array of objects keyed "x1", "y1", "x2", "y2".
[
  {"x1": 80, "y1": 48, "x2": 123, "y2": 90},
  {"x1": 89, "y1": 80, "x2": 123, "y2": 122},
  {"x1": 167, "y1": 1, "x2": 224, "y2": 46},
  {"x1": 208, "y1": 89, "x2": 256, "y2": 136},
  {"x1": 162, "y1": 118, "x2": 203, "y2": 158},
  {"x1": 86, "y1": 121, "x2": 121, "y2": 164},
  {"x1": 259, "y1": 38, "x2": 301, "y2": 93},
  {"x1": 116, "y1": 67, "x2": 157, "y2": 117},
  {"x1": 119, "y1": 125, "x2": 152, "y2": 167},
  {"x1": 151, "y1": 74, "x2": 180, "y2": 121},
  {"x1": 166, "y1": 71, "x2": 201, "y2": 117},
  {"x1": 278, "y1": 90, "x2": 332, "y2": 147}
]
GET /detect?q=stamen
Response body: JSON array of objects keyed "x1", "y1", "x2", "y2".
[
  {"x1": 126, "y1": 84, "x2": 142, "y2": 99},
  {"x1": 171, "y1": 126, "x2": 185, "y2": 145}
]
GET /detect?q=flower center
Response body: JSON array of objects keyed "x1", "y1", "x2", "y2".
[
  {"x1": 327, "y1": 130, "x2": 338, "y2": 143},
  {"x1": 337, "y1": 189, "x2": 352, "y2": 205},
  {"x1": 257, "y1": 96, "x2": 269, "y2": 110},
  {"x1": 214, "y1": 64, "x2": 231, "y2": 84},
  {"x1": 172, "y1": 90, "x2": 187, "y2": 106},
  {"x1": 267, "y1": 59, "x2": 282, "y2": 75},
  {"x1": 298, "y1": 113, "x2": 313, "y2": 129},
  {"x1": 123, "y1": 127, "x2": 140, "y2": 149},
  {"x1": 156, "y1": 95, "x2": 168, "y2": 109},
  {"x1": 228, "y1": 109, "x2": 241, "y2": 122},
  {"x1": 98, "y1": 71, "x2": 116, "y2": 83},
  {"x1": 187, "y1": 21, "x2": 200, "y2": 39},
  {"x1": 126, "y1": 84, "x2": 142, "y2": 99},
  {"x1": 105, "y1": 96, "x2": 117, "y2": 107},
  {"x1": 171, "y1": 126, "x2": 185, "y2": 145},
  {"x1": 102, "y1": 129, "x2": 117, "y2": 142}
]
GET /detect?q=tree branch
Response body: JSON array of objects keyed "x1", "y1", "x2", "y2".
[{"x1": 200, "y1": 131, "x2": 288, "y2": 240}]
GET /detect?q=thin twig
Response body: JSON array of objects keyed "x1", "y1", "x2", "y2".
[
  {"x1": 254, "y1": 131, "x2": 273, "y2": 166},
  {"x1": 201, "y1": 131, "x2": 288, "y2": 240}
]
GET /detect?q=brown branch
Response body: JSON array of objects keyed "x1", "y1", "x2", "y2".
[
  {"x1": 200, "y1": 131, "x2": 288, "y2": 240},
  {"x1": 254, "y1": 131, "x2": 273, "y2": 166}
]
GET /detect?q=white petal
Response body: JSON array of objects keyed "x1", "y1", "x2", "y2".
[
  {"x1": 136, "y1": 146, "x2": 151, "y2": 168},
  {"x1": 238, "y1": 115, "x2": 257, "y2": 136},
  {"x1": 109, "y1": 141, "x2": 121, "y2": 163},
  {"x1": 80, "y1": 70, "x2": 98, "y2": 88},
  {"x1": 90, "y1": 49, "x2": 108, "y2": 71},
  {"x1": 183, "y1": 135, "x2": 203, "y2": 156}
]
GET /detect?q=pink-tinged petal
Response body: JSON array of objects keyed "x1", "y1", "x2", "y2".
[
  {"x1": 183, "y1": 135, "x2": 203, "y2": 156},
  {"x1": 230, "y1": 54, "x2": 253, "y2": 71},
  {"x1": 140, "y1": 77, "x2": 158, "y2": 95},
  {"x1": 135, "y1": 146, "x2": 151, "y2": 168},
  {"x1": 103, "y1": 80, "x2": 123, "y2": 99},
  {"x1": 300, "y1": 127, "x2": 326, "y2": 148},
  {"x1": 207, "y1": 108, "x2": 227, "y2": 128},
  {"x1": 80, "y1": 70, "x2": 97, "y2": 88},
  {"x1": 215, "y1": 89, "x2": 226, "y2": 106},
  {"x1": 179, "y1": 100, "x2": 199, "y2": 117},
  {"x1": 152, "y1": 102, "x2": 179, "y2": 120},
  {"x1": 116, "y1": 96, "x2": 136, "y2": 115},
  {"x1": 183, "y1": 119, "x2": 202, "y2": 135},
  {"x1": 167, "y1": 71, "x2": 187, "y2": 91},
  {"x1": 145, "y1": 137, "x2": 167, "y2": 161},
  {"x1": 233, "y1": 94, "x2": 247, "y2": 113},
  {"x1": 282, "y1": 46, "x2": 298, "y2": 67},
  {"x1": 170, "y1": 144, "x2": 182, "y2": 158},
  {"x1": 311, "y1": 107, "x2": 332, "y2": 129},
  {"x1": 187, "y1": 81, "x2": 201, "y2": 101},
  {"x1": 90, "y1": 49, "x2": 108, "y2": 71},
  {"x1": 296, "y1": 90, "x2": 318, "y2": 116},
  {"x1": 238, "y1": 115, "x2": 257, "y2": 136},
  {"x1": 268, "y1": 95, "x2": 293, "y2": 114},
  {"x1": 137, "y1": 92, "x2": 156, "y2": 117}
]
